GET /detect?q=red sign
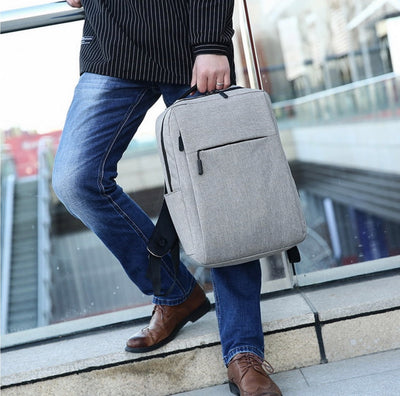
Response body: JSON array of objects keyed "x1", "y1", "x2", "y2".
[{"x1": 4, "y1": 130, "x2": 62, "y2": 178}]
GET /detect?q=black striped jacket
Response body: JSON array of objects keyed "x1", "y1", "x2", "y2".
[{"x1": 80, "y1": 0, "x2": 235, "y2": 85}]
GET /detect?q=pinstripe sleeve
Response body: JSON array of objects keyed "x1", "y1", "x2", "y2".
[{"x1": 189, "y1": 0, "x2": 235, "y2": 56}]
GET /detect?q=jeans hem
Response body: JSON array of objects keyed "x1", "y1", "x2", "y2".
[
  {"x1": 152, "y1": 278, "x2": 196, "y2": 306},
  {"x1": 224, "y1": 346, "x2": 265, "y2": 366}
]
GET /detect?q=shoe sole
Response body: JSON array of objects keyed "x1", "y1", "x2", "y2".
[
  {"x1": 229, "y1": 380, "x2": 281, "y2": 396},
  {"x1": 125, "y1": 298, "x2": 211, "y2": 353},
  {"x1": 229, "y1": 381, "x2": 240, "y2": 395}
]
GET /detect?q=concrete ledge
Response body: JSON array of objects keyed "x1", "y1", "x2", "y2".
[
  {"x1": 1, "y1": 347, "x2": 227, "y2": 396},
  {"x1": 323, "y1": 309, "x2": 400, "y2": 362},
  {"x1": 2, "y1": 272, "x2": 399, "y2": 395},
  {"x1": 302, "y1": 273, "x2": 400, "y2": 321}
]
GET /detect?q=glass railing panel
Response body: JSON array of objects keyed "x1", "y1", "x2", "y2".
[
  {"x1": 1, "y1": 1, "x2": 294, "y2": 344},
  {"x1": 279, "y1": 76, "x2": 400, "y2": 282},
  {"x1": 2, "y1": 0, "x2": 400, "y2": 346},
  {"x1": 246, "y1": 0, "x2": 400, "y2": 284}
]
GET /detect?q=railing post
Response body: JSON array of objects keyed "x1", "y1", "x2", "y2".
[
  {"x1": 237, "y1": 0, "x2": 263, "y2": 89},
  {"x1": 1, "y1": 174, "x2": 16, "y2": 334},
  {"x1": 37, "y1": 138, "x2": 53, "y2": 328}
]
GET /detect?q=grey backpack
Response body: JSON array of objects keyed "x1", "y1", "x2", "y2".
[{"x1": 147, "y1": 87, "x2": 306, "y2": 294}]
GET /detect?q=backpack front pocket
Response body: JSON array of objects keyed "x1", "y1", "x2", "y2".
[{"x1": 186, "y1": 135, "x2": 305, "y2": 265}]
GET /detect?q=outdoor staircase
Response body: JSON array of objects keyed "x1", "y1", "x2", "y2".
[{"x1": 6, "y1": 178, "x2": 39, "y2": 333}]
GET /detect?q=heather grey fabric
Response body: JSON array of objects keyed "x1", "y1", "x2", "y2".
[{"x1": 156, "y1": 87, "x2": 306, "y2": 267}]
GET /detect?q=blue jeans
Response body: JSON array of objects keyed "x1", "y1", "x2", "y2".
[{"x1": 52, "y1": 72, "x2": 264, "y2": 365}]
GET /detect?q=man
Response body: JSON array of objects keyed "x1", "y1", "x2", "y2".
[{"x1": 53, "y1": 1, "x2": 281, "y2": 395}]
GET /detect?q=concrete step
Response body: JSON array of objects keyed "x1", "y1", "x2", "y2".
[
  {"x1": 175, "y1": 349, "x2": 400, "y2": 396},
  {"x1": 1, "y1": 272, "x2": 400, "y2": 395}
]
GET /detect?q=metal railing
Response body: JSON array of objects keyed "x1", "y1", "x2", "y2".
[
  {"x1": 1, "y1": 174, "x2": 16, "y2": 334},
  {"x1": 272, "y1": 72, "x2": 400, "y2": 125},
  {"x1": 0, "y1": 1, "x2": 85, "y2": 34}
]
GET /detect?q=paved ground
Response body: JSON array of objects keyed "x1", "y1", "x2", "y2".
[{"x1": 174, "y1": 348, "x2": 400, "y2": 396}]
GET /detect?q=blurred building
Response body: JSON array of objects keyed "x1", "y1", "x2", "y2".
[{"x1": 244, "y1": 0, "x2": 400, "y2": 100}]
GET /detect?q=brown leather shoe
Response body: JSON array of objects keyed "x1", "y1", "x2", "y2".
[
  {"x1": 125, "y1": 284, "x2": 210, "y2": 353},
  {"x1": 228, "y1": 353, "x2": 282, "y2": 396}
]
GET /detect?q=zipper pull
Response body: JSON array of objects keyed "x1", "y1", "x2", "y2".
[
  {"x1": 178, "y1": 132, "x2": 184, "y2": 151},
  {"x1": 197, "y1": 151, "x2": 204, "y2": 175}
]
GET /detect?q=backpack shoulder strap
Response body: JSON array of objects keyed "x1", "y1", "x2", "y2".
[
  {"x1": 286, "y1": 246, "x2": 301, "y2": 263},
  {"x1": 147, "y1": 199, "x2": 180, "y2": 296}
]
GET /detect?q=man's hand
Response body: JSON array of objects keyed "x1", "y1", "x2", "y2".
[
  {"x1": 190, "y1": 54, "x2": 230, "y2": 93},
  {"x1": 66, "y1": 0, "x2": 82, "y2": 8}
]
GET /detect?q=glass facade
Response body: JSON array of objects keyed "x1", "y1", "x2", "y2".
[{"x1": 1, "y1": 0, "x2": 399, "y2": 341}]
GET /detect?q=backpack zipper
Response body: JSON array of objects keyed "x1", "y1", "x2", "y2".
[
  {"x1": 160, "y1": 117, "x2": 173, "y2": 192},
  {"x1": 197, "y1": 151, "x2": 204, "y2": 175},
  {"x1": 178, "y1": 132, "x2": 184, "y2": 151},
  {"x1": 196, "y1": 136, "x2": 266, "y2": 175}
]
